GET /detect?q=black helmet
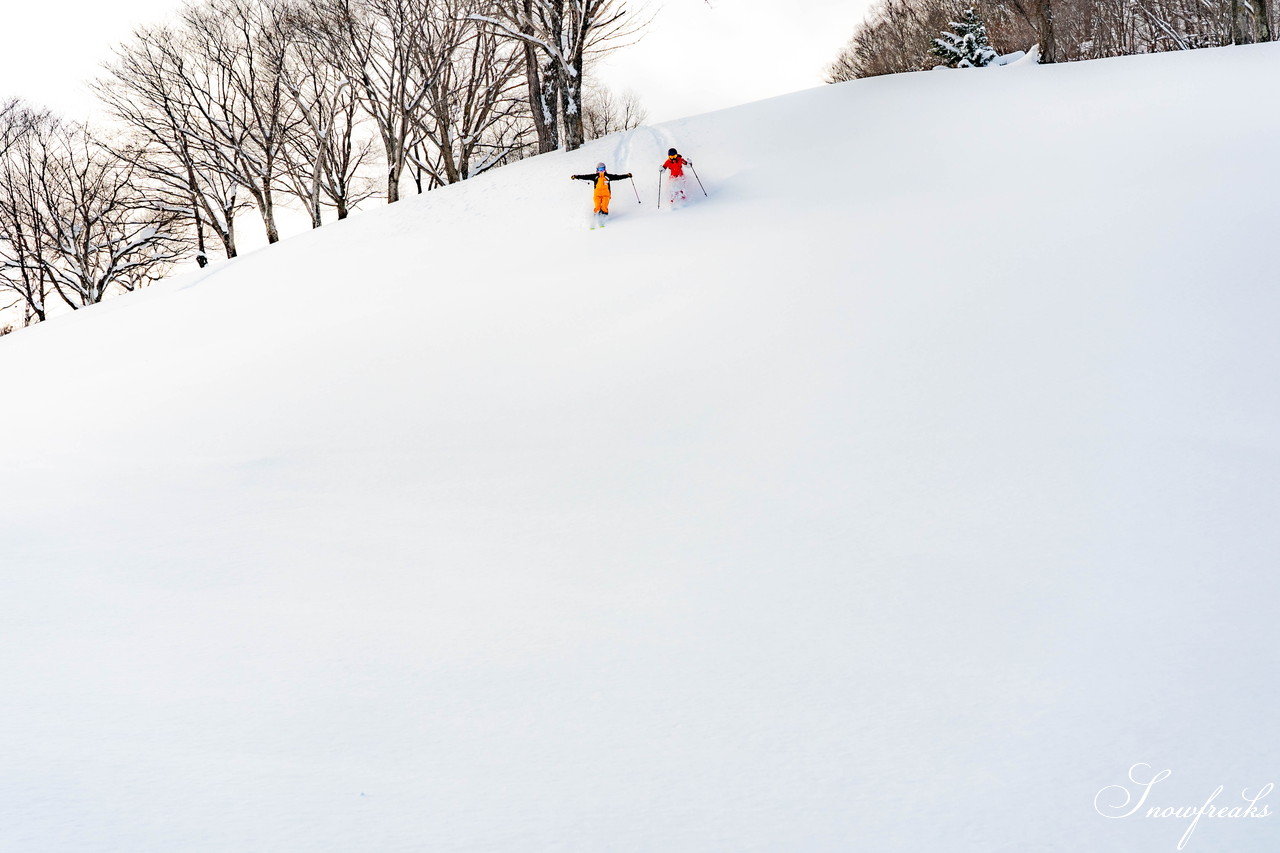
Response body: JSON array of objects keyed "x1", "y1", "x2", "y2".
[{"x1": 668, "y1": 148, "x2": 678, "y2": 156}]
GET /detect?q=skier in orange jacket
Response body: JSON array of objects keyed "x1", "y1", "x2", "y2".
[
  {"x1": 571, "y1": 163, "x2": 633, "y2": 219},
  {"x1": 660, "y1": 148, "x2": 694, "y2": 206}
]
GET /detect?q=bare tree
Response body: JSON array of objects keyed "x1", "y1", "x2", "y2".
[
  {"x1": 818, "y1": 0, "x2": 1253, "y2": 79},
  {"x1": 98, "y1": 24, "x2": 248, "y2": 262},
  {"x1": 408, "y1": 0, "x2": 530, "y2": 187},
  {"x1": 473, "y1": 0, "x2": 644, "y2": 152},
  {"x1": 991, "y1": 0, "x2": 1058, "y2": 61},
  {"x1": 42, "y1": 124, "x2": 186, "y2": 307},
  {"x1": 0, "y1": 111, "x2": 185, "y2": 317},
  {"x1": 471, "y1": 0, "x2": 559, "y2": 153},
  {"x1": 0, "y1": 100, "x2": 24, "y2": 157},
  {"x1": 178, "y1": 0, "x2": 302, "y2": 243},
  {"x1": 278, "y1": 11, "x2": 378, "y2": 224},
  {"x1": 300, "y1": 0, "x2": 444, "y2": 203},
  {"x1": 582, "y1": 84, "x2": 646, "y2": 140},
  {"x1": 0, "y1": 103, "x2": 56, "y2": 324},
  {"x1": 827, "y1": 0, "x2": 964, "y2": 79}
]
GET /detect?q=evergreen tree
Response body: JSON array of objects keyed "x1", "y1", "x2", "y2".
[{"x1": 931, "y1": 7, "x2": 999, "y2": 68}]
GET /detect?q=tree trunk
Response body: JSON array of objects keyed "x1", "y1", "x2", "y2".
[
  {"x1": 560, "y1": 75, "x2": 583, "y2": 151},
  {"x1": 386, "y1": 128, "x2": 406, "y2": 202},
  {"x1": 308, "y1": 149, "x2": 325, "y2": 228},
  {"x1": 223, "y1": 211, "x2": 238, "y2": 259},
  {"x1": 185, "y1": 162, "x2": 208, "y2": 265},
  {"x1": 262, "y1": 190, "x2": 281, "y2": 243},
  {"x1": 519, "y1": 12, "x2": 555, "y2": 154},
  {"x1": 1037, "y1": 0, "x2": 1057, "y2": 62},
  {"x1": 539, "y1": 59, "x2": 561, "y2": 151}
]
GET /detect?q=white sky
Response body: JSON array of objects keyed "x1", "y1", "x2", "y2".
[
  {"x1": 2, "y1": 0, "x2": 181, "y2": 118},
  {"x1": 595, "y1": 0, "x2": 873, "y2": 121},
  {"x1": 1, "y1": 0, "x2": 871, "y2": 124}
]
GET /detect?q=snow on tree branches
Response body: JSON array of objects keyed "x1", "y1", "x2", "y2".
[{"x1": 931, "y1": 7, "x2": 999, "y2": 68}]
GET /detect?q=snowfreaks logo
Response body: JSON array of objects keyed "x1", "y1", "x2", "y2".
[{"x1": 1094, "y1": 763, "x2": 1273, "y2": 850}]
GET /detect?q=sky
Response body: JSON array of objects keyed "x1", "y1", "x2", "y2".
[
  {"x1": 0, "y1": 0, "x2": 872, "y2": 124},
  {"x1": 594, "y1": 0, "x2": 874, "y2": 121}
]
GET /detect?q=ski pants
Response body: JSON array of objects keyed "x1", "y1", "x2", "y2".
[
  {"x1": 667, "y1": 175, "x2": 688, "y2": 204},
  {"x1": 593, "y1": 193, "x2": 611, "y2": 214}
]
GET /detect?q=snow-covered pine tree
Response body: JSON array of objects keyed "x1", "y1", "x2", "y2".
[{"x1": 930, "y1": 7, "x2": 999, "y2": 68}]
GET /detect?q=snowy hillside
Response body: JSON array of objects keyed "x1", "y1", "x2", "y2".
[{"x1": 3, "y1": 43, "x2": 1280, "y2": 852}]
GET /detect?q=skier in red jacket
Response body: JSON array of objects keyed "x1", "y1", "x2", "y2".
[{"x1": 660, "y1": 148, "x2": 694, "y2": 207}]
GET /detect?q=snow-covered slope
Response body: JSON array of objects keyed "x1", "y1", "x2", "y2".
[{"x1": 3, "y1": 44, "x2": 1280, "y2": 852}]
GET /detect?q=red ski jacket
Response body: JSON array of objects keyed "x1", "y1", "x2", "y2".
[{"x1": 661, "y1": 155, "x2": 690, "y2": 178}]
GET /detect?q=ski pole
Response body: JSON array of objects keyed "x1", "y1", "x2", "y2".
[
  {"x1": 688, "y1": 163, "x2": 708, "y2": 197},
  {"x1": 656, "y1": 171, "x2": 663, "y2": 209},
  {"x1": 629, "y1": 175, "x2": 641, "y2": 204}
]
